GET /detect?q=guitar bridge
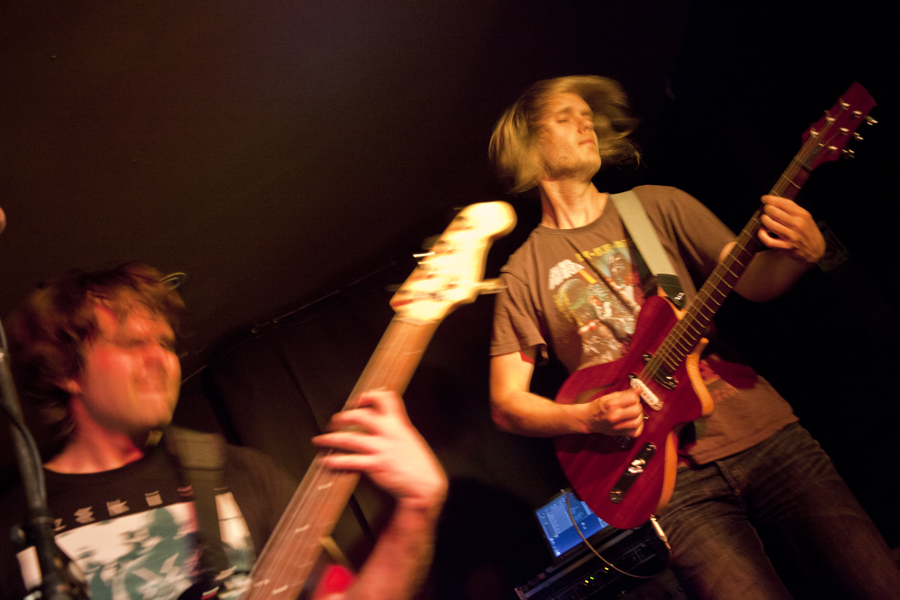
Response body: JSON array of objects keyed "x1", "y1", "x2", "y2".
[{"x1": 609, "y1": 442, "x2": 656, "y2": 504}]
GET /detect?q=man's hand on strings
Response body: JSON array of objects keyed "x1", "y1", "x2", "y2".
[
  {"x1": 758, "y1": 195, "x2": 825, "y2": 263},
  {"x1": 313, "y1": 390, "x2": 447, "y2": 509},
  {"x1": 583, "y1": 388, "x2": 644, "y2": 438}
]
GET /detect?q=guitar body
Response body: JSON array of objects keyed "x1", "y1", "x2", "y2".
[{"x1": 555, "y1": 294, "x2": 713, "y2": 530}]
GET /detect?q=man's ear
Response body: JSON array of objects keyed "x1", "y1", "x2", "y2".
[{"x1": 59, "y1": 378, "x2": 82, "y2": 396}]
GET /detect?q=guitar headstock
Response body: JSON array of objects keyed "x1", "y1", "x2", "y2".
[
  {"x1": 800, "y1": 82, "x2": 876, "y2": 170},
  {"x1": 390, "y1": 201, "x2": 516, "y2": 323}
]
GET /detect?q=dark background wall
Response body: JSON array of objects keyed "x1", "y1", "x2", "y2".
[{"x1": 2, "y1": 1, "x2": 897, "y2": 598}]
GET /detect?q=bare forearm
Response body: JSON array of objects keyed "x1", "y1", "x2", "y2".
[
  {"x1": 343, "y1": 498, "x2": 444, "y2": 600},
  {"x1": 313, "y1": 390, "x2": 448, "y2": 600},
  {"x1": 490, "y1": 350, "x2": 590, "y2": 437},
  {"x1": 730, "y1": 195, "x2": 824, "y2": 302},
  {"x1": 491, "y1": 389, "x2": 589, "y2": 437},
  {"x1": 735, "y1": 249, "x2": 815, "y2": 302}
]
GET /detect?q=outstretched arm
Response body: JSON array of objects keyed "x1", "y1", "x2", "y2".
[
  {"x1": 311, "y1": 390, "x2": 447, "y2": 600},
  {"x1": 731, "y1": 195, "x2": 826, "y2": 302}
]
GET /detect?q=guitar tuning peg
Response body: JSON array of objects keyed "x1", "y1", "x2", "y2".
[
  {"x1": 477, "y1": 278, "x2": 508, "y2": 295},
  {"x1": 866, "y1": 116, "x2": 878, "y2": 126},
  {"x1": 853, "y1": 132, "x2": 863, "y2": 141},
  {"x1": 841, "y1": 148, "x2": 856, "y2": 158}
]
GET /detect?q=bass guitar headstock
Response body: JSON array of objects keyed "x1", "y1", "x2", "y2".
[{"x1": 390, "y1": 201, "x2": 516, "y2": 323}]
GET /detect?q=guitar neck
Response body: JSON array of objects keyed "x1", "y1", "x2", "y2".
[
  {"x1": 246, "y1": 316, "x2": 439, "y2": 599},
  {"x1": 343, "y1": 317, "x2": 440, "y2": 403},
  {"x1": 651, "y1": 109, "x2": 837, "y2": 374}
]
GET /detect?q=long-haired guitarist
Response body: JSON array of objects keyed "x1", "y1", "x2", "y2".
[
  {"x1": 487, "y1": 76, "x2": 900, "y2": 599},
  {"x1": 0, "y1": 261, "x2": 447, "y2": 600}
]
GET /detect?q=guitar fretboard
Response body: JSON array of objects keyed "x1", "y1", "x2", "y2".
[
  {"x1": 245, "y1": 318, "x2": 438, "y2": 600},
  {"x1": 646, "y1": 83, "x2": 874, "y2": 380}
]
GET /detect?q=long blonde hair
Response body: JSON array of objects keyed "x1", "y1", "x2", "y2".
[{"x1": 489, "y1": 76, "x2": 639, "y2": 193}]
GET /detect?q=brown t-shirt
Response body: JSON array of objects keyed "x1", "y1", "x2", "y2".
[{"x1": 491, "y1": 185, "x2": 797, "y2": 464}]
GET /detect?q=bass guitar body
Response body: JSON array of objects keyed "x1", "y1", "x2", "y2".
[{"x1": 555, "y1": 294, "x2": 713, "y2": 530}]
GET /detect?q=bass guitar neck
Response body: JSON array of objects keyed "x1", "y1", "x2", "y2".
[{"x1": 244, "y1": 201, "x2": 515, "y2": 598}]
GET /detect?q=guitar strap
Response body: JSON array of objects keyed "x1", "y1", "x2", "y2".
[
  {"x1": 164, "y1": 426, "x2": 233, "y2": 595},
  {"x1": 610, "y1": 190, "x2": 686, "y2": 309}
]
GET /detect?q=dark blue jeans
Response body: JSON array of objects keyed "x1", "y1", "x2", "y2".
[{"x1": 657, "y1": 423, "x2": 900, "y2": 599}]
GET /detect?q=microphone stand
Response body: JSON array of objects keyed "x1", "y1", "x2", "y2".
[{"x1": 0, "y1": 319, "x2": 89, "y2": 600}]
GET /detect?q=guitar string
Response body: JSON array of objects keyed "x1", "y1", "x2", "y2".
[
  {"x1": 252, "y1": 417, "x2": 379, "y2": 590},
  {"x1": 249, "y1": 319, "x2": 423, "y2": 596},
  {"x1": 249, "y1": 430, "x2": 351, "y2": 593},
  {"x1": 641, "y1": 205, "x2": 761, "y2": 379},
  {"x1": 250, "y1": 323, "x2": 420, "y2": 591},
  {"x1": 254, "y1": 345, "x2": 405, "y2": 593},
  {"x1": 646, "y1": 164, "x2": 790, "y2": 374}
]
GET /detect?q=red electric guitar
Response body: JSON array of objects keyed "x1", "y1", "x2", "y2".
[
  {"x1": 243, "y1": 201, "x2": 515, "y2": 599},
  {"x1": 555, "y1": 83, "x2": 877, "y2": 530}
]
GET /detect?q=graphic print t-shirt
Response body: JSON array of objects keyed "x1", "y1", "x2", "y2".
[
  {"x1": 0, "y1": 440, "x2": 295, "y2": 600},
  {"x1": 543, "y1": 237, "x2": 651, "y2": 368},
  {"x1": 490, "y1": 186, "x2": 798, "y2": 464}
]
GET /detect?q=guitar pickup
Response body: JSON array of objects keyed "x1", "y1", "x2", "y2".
[
  {"x1": 610, "y1": 442, "x2": 656, "y2": 504},
  {"x1": 629, "y1": 376, "x2": 663, "y2": 411},
  {"x1": 642, "y1": 353, "x2": 677, "y2": 390}
]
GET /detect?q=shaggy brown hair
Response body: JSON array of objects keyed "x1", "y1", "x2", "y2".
[
  {"x1": 5, "y1": 262, "x2": 185, "y2": 441},
  {"x1": 489, "y1": 75, "x2": 639, "y2": 193}
]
